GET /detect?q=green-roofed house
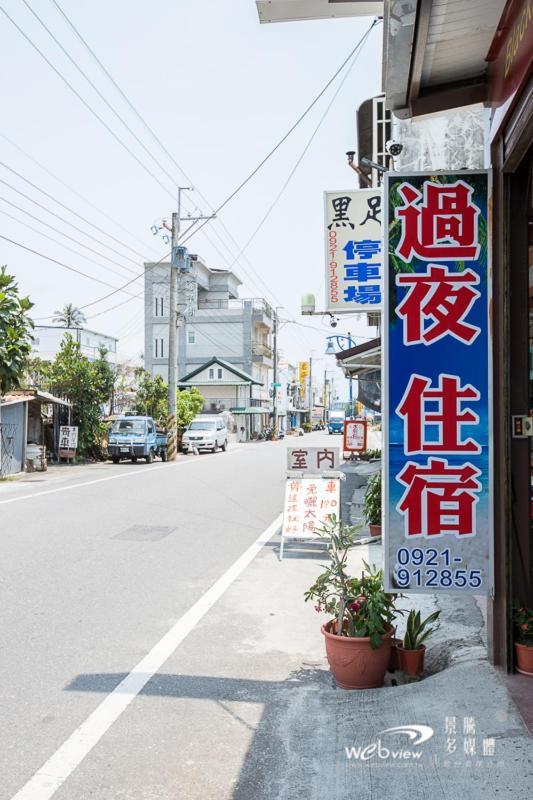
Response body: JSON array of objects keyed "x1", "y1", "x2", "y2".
[{"x1": 178, "y1": 357, "x2": 271, "y2": 441}]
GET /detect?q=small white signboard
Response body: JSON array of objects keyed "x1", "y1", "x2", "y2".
[
  {"x1": 58, "y1": 425, "x2": 78, "y2": 458},
  {"x1": 280, "y1": 476, "x2": 340, "y2": 559},
  {"x1": 286, "y1": 446, "x2": 340, "y2": 474}
]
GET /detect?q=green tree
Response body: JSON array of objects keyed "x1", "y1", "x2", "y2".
[
  {"x1": 131, "y1": 368, "x2": 169, "y2": 425},
  {"x1": 46, "y1": 335, "x2": 114, "y2": 456},
  {"x1": 177, "y1": 386, "x2": 204, "y2": 429},
  {"x1": 52, "y1": 303, "x2": 86, "y2": 327},
  {"x1": 0, "y1": 266, "x2": 34, "y2": 395}
]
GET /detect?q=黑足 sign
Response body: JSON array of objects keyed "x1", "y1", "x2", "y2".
[
  {"x1": 324, "y1": 189, "x2": 382, "y2": 313},
  {"x1": 383, "y1": 171, "x2": 492, "y2": 594},
  {"x1": 343, "y1": 420, "x2": 367, "y2": 453}
]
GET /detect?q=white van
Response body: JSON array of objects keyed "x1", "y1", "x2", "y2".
[{"x1": 181, "y1": 416, "x2": 228, "y2": 453}]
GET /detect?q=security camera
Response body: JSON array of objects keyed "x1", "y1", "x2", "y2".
[
  {"x1": 330, "y1": 317, "x2": 338, "y2": 328},
  {"x1": 386, "y1": 140, "x2": 403, "y2": 157}
]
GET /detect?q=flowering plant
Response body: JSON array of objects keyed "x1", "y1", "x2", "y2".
[
  {"x1": 304, "y1": 516, "x2": 399, "y2": 648},
  {"x1": 513, "y1": 604, "x2": 533, "y2": 646}
]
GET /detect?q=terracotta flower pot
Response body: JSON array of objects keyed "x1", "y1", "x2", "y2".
[
  {"x1": 388, "y1": 637, "x2": 402, "y2": 672},
  {"x1": 515, "y1": 642, "x2": 533, "y2": 676},
  {"x1": 398, "y1": 643, "x2": 426, "y2": 676},
  {"x1": 321, "y1": 621, "x2": 392, "y2": 689},
  {"x1": 369, "y1": 524, "x2": 382, "y2": 538}
]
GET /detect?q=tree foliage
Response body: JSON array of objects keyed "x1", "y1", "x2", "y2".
[
  {"x1": 131, "y1": 368, "x2": 168, "y2": 425},
  {"x1": 131, "y1": 369, "x2": 204, "y2": 430},
  {"x1": 45, "y1": 335, "x2": 114, "y2": 456},
  {"x1": 0, "y1": 266, "x2": 34, "y2": 395},
  {"x1": 52, "y1": 303, "x2": 86, "y2": 327}
]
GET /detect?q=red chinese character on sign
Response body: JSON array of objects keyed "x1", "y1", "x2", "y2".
[
  {"x1": 396, "y1": 458, "x2": 481, "y2": 538},
  {"x1": 397, "y1": 374, "x2": 481, "y2": 454},
  {"x1": 395, "y1": 180, "x2": 480, "y2": 262},
  {"x1": 325, "y1": 480, "x2": 337, "y2": 493},
  {"x1": 396, "y1": 265, "x2": 481, "y2": 345}
]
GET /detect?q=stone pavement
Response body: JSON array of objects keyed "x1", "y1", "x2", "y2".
[{"x1": 181, "y1": 531, "x2": 533, "y2": 800}]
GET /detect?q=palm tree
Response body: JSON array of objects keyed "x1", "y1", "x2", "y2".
[{"x1": 52, "y1": 303, "x2": 86, "y2": 327}]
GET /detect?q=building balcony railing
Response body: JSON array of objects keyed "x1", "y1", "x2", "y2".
[{"x1": 252, "y1": 341, "x2": 273, "y2": 359}]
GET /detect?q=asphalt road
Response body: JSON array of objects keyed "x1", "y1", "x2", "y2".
[{"x1": 0, "y1": 431, "x2": 335, "y2": 800}]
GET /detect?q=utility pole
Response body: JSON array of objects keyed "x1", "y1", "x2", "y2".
[
  {"x1": 165, "y1": 188, "x2": 214, "y2": 461},
  {"x1": 271, "y1": 308, "x2": 278, "y2": 438},
  {"x1": 308, "y1": 356, "x2": 312, "y2": 428},
  {"x1": 323, "y1": 369, "x2": 327, "y2": 425}
]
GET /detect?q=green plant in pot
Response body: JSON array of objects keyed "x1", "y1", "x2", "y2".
[
  {"x1": 304, "y1": 516, "x2": 398, "y2": 689},
  {"x1": 363, "y1": 470, "x2": 382, "y2": 537},
  {"x1": 513, "y1": 604, "x2": 533, "y2": 676},
  {"x1": 398, "y1": 609, "x2": 441, "y2": 676}
]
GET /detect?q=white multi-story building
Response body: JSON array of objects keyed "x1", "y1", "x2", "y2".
[
  {"x1": 144, "y1": 256, "x2": 273, "y2": 408},
  {"x1": 32, "y1": 326, "x2": 118, "y2": 363}
]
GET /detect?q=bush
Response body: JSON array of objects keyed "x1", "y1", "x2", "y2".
[{"x1": 363, "y1": 471, "x2": 381, "y2": 525}]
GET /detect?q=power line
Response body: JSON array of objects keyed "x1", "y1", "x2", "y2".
[
  {"x1": 0, "y1": 203, "x2": 146, "y2": 285},
  {"x1": 45, "y1": 0, "x2": 374, "y2": 346},
  {"x1": 0, "y1": 175, "x2": 140, "y2": 274},
  {"x1": 178, "y1": 18, "x2": 380, "y2": 243},
  {"x1": 0, "y1": 4, "x2": 176, "y2": 201},
  {"x1": 0, "y1": 158, "x2": 149, "y2": 261},
  {"x1": 21, "y1": 0, "x2": 188, "y2": 201},
  {"x1": 0, "y1": 193, "x2": 137, "y2": 280},
  {"x1": 0, "y1": 232, "x2": 143, "y2": 295},
  {"x1": 0, "y1": 131, "x2": 159, "y2": 256},
  {"x1": 228, "y1": 21, "x2": 377, "y2": 269}
]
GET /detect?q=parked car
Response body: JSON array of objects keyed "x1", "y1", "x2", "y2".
[
  {"x1": 181, "y1": 416, "x2": 228, "y2": 453},
  {"x1": 107, "y1": 416, "x2": 167, "y2": 463}
]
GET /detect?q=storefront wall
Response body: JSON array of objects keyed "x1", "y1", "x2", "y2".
[{"x1": 490, "y1": 74, "x2": 533, "y2": 668}]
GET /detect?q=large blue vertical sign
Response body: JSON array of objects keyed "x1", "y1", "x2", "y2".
[{"x1": 384, "y1": 171, "x2": 492, "y2": 593}]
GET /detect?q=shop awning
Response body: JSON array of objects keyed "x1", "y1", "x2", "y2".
[{"x1": 1, "y1": 389, "x2": 71, "y2": 407}]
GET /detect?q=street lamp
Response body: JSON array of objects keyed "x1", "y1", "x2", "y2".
[{"x1": 324, "y1": 332, "x2": 356, "y2": 419}]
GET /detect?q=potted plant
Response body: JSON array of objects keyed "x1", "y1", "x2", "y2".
[
  {"x1": 513, "y1": 604, "x2": 533, "y2": 675},
  {"x1": 398, "y1": 609, "x2": 441, "y2": 676},
  {"x1": 304, "y1": 517, "x2": 398, "y2": 689},
  {"x1": 363, "y1": 471, "x2": 382, "y2": 537}
]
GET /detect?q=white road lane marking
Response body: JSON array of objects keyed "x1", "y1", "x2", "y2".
[
  {"x1": 0, "y1": 449, "x2": 239, "y2": 506},
  {"x1": 10, "y1": 512, "x2": 282, "y2": 800}
]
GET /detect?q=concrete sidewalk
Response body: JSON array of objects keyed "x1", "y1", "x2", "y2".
[{"x1": 169, "y1": 532, "x2": 532, "y2": 800}]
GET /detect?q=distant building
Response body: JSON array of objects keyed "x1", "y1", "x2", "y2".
[
  {"x1": 144, "y1": 255, "x2": 273, "y2": 409},
  {"x1": 32, "y1": 326, "x2": 118, "y2": 363}
]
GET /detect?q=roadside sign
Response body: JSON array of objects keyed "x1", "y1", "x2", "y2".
[
  {"x1": 58, "y1": 425, "x2": 78, "y2": 459},
  {"x1": 280, "y1": 476, "x2": 340, "y2": 559},
  {"x1": 384, "y1": 171, "x2": 492, "y2": 594},
  {"x1": 287, "y1": 446, "x2": 340, "y2": 474},
  {"x1": 343, "y1": 419, "x2": 367, "y2": 452},
  {"x1": 325, "y1": 188, "x2": 383, "y2": 313}
]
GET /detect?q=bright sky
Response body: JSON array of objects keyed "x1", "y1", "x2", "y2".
[{"x1": 0, "y1": 0, "x2": 383, "y2": 389}]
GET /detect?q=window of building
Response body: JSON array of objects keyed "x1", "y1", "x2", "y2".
[
  {"x1": 217, "y1": 368, "x2": 223, "y2": 380},
  {"x1": 187, "y1": 330, "x2": 196, "y2": 345},
  {"x1": 154, "y1": 338, "x2": 164, "y2": 358},
  {"x1": 154, "y1": 297, "x2": 164, "y2": 317},
  {"x1": 208, "y1": 368, "x2": 215, "y2": 380}
]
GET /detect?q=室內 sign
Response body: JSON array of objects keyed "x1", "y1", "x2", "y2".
[
  {"x1": 384, "y1": 171, "x2": 492, "y2": 593},
  {"x1": 287, "y1": 446, "x2": 340, "y2": 474},
  {"x1": 325, "y1": 189, "x2": 382, "y2": 312}
]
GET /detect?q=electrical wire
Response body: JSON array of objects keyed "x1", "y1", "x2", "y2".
[
  {"x1": 178, "y1": 18, "x2": 381, "y2": 243},
  {"x1": 0, "y1": 232, "x2": 143, "y2": 295},
  {"x1": 0, "y1": 4, "x2": 176, "y2": 201},
  {"x1": 0, "y1": 204, "x2": 146, "y2": 285},
  {"x1": 0, "y1": 158, "x2": 150, "y2": 261},
  {"x1": 0, "y1": 132, "x2": 159, "y2": 256},
  {"x1": 0, "y1": 176, "x2": 139, "y2": 274},
  {"x1": 227, "y1": 20, "x2": 377, "y2": 269}
]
